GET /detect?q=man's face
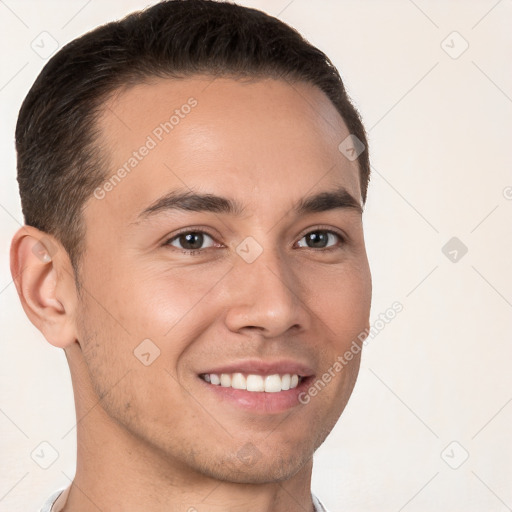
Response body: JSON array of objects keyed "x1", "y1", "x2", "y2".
[{"x1": 75, "y1": 76, "x2": 371, "y2": 483}]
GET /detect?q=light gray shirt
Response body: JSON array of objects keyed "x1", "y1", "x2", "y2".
[{"x1": 40, "y1": 488, "x2": 330, "y2": 511}]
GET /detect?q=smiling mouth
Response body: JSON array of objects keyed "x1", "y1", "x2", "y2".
[{"x1": 199, "y1": 372, "x2": 305, "y2": 392}]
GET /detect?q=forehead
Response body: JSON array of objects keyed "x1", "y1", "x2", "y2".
[{"x1": 88, "y1": 76, "x2": 361, "y2": 226}]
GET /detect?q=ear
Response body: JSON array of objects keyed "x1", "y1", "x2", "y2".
[{"x1": 10, "y1": 226, "x2": 79, "y2": 348}]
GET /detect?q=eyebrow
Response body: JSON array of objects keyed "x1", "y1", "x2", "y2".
[{"x1": 133, "y1": 185, "x2": 362, "y2": 223}]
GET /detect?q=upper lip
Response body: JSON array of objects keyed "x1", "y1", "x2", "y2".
[{"x1": 198, "y1": 359, "x2": 315, "y2": 377}]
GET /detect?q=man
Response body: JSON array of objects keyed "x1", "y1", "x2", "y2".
[{"x1": 10, "y1": 0, "x2": 372, "y2": 510}]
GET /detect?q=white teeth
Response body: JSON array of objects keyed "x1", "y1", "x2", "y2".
[
  {"x1": 231, "y1": 372, "x2": 246, "y2": 390},
  {"x1": 246, "y1": 374, "x2": 264, "y2": 392},
  {"x1": 202, "y1": 372, "x2": 302, "y2": 392},
  {"x1": 281, "y1": 374, "x2": 291, "y2": 390},
  {"x1": 264, "y1": 374, "x2": 282, "y2": 393},
  {"x1": 220, "y1": 373, "x2": 231, "y2": 387}
]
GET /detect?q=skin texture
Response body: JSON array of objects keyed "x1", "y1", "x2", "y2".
[{"x1": 11, "y1": 76, "x2": 372, "y2": 512}]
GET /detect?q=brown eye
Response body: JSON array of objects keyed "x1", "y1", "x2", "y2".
[
  {"x1": 166, "y1": 231, "x2": 216, "y2": 252},
  {"x1": 296, "y1": 230, "x2": 343, "y2": 249}
]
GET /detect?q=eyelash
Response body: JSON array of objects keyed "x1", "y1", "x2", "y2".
[{"x1": 163, "y1": 226, "x2": 347, "y2": 256}]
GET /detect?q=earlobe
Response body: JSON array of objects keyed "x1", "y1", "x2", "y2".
[{"x1": 10, "y1": 226, "x2": 78, "y2": 348}]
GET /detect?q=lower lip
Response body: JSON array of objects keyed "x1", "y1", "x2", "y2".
[{"x1": 198, "y1": 376, "x2": 314, "y2": 414}]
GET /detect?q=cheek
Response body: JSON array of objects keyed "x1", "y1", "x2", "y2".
[
  {"x1": 76, "y1": 298, "x2": 187, "y2": 431},
  {"x1": 296, "y1": 262, "x2": 369, "y2": 408},
  {"x1": 83, "y1": 256, "x2": 225, "y2": 340},
  {"x1": 306, "y1": 261, "x2": 372, "y2": 337},
  {"x1": 76, "y1": 263, "x2": 231, "y2": 405}
]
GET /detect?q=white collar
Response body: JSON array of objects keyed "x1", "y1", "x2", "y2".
[{"x1": 41, "y1": 488, "x2": 330, "y2": 512}]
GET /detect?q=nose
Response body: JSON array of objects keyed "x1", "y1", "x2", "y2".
[{"x1": 223, "y1": 243, "x2": 310, "y2": 338}]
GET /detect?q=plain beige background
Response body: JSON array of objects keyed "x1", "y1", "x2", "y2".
[{"x1": 1, "y1": 1, "x2": 511, "y2": 511}]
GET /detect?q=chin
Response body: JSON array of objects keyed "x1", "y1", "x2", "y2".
[{"x1": 192, "y1": 443, "x2": 315, "y2": 484}]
